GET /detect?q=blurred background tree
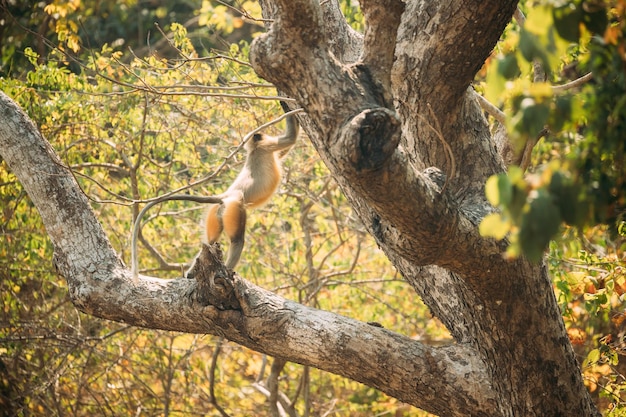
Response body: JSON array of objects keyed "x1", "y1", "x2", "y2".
[{"x1": 1, "y1": 0, "x2": 626, "y2": 415}]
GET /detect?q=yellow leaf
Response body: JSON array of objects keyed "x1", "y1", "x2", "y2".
[
  {"x1": 479, "y1": 213, "x2": 510, "y2": 240},
  {"x1": 485, "y1": 175, "x2": 501, "y2": 206}
]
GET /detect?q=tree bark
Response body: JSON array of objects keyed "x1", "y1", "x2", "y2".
[
  {"x1": 0, "y1": 0, "x2": 601, "y2": 416},
  {"x1": 249, "y1": 1, "x2": 599, "y2": 416}
]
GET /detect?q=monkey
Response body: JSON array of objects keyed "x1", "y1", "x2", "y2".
[{"x1": 131, "y1": 104, "x2": 300, "y2": 280}]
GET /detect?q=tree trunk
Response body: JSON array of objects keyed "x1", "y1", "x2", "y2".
[{"x1": 0, "y1": 0, "x2": 600, "y2": 416}]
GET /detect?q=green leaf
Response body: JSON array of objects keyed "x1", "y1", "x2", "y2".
[
  {"x1": 498, "y1": 54, "x2": 520, "y2": 79},
  {"x1": 584, "y1": 348, "x2": 601, "y2": 367},
  {"x1": 521, "y1": 99, "x2": 550, "y2": 135},
  {"x1": 582, "y1": 7, "x2": 609, "y2": 35},
  {"x1": 519, "y1": 28, "x2": 547, "y2": 67},
  {"x1": 550, "y1": 172, "x2": 586, "y2": 226},
  {"x1": 519, "y1": 191, "x2": 562, "y2": 262},
  {"x1": 553, "y1": 4, "x2": 582, "y2": 42},
  {"x1": 549, "y1": 95, "x2": 572, "y2": 132}
]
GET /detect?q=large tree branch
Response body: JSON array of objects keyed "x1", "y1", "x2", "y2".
[
  {"x1": 360, "y1": 0, "x2": 404, "y2": 106},
  {"x1": 250, "y1": 0, "x2": 512, "y2": 282},
  {"x1": 393, "y1": 0, "x2": 518, "y2": 130},
  {"x1": 247, "y1": 4, "x2": 600, "y2": 415},
  {"x1": 263, "y1": 0, "x2": 363, "y2": 64},
  {"x1": 0, "y1": 90, "x2": 498, "y2": 416},
  {"x1": 392, "y1": 1, "x2": 516, "y2": 199}
]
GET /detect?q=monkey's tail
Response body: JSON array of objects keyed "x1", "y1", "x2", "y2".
[{"x1": 131, "y1": 194, "x2": 223, "y2": 281}]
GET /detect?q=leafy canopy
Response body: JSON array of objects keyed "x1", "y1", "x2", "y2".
[{"x1": 479, "y1": 0, "x2": 626, "y2": 261}]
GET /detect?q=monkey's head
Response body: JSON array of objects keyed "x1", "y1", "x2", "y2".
[{"x1": 245, "y1": 133, "x2": 265, "y2": 151}]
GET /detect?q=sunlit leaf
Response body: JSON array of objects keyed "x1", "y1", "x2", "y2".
[{"x1": 479, "y1": 213, "x2": 511, "y2": 240}]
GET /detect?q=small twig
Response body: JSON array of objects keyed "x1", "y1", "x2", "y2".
[
  {"x1": 473, "y1": 90, "x2": 506, "y2": 125},
  {"x1": 214, "y1": 0, "x2": 268, "y2": 23},
  {"x1": 552, "y1": 72, "x2": 593, "y2": 93},
  {"x1": 255, "y1": 355, "x2": 269, "y2": 383},
  {"x1": 135, "y1": 210, "x2": 193, "y2": 275},
  {"x1": 518, "y1": 127, "x2": 549, "y2": 171}
]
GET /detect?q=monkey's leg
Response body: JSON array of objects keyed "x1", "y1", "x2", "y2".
[
  {"x1": 222, "y1": 199, "x2": 247, "y2": 269},
  {"x1": 187, "y1": 204, "x2": 223, "y2": 279},
  {"x1": 205, "y1": 203, "x2": 223, "y2": 243}
]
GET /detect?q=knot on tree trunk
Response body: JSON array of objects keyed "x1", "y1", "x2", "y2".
[
  {"x1": 186, "y1": 244, "x2": 241, "y2": 311},
  {"x1": 338, "y1": 108, "x2": 401, "y2": 172}
]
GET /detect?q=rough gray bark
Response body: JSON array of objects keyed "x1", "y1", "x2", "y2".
[
  {"x1": 250, "y1": 0, "x2": 599, "y2": 416},
  {"x1": 0, "y1": 0, "x2": 600, "y2": 416}
]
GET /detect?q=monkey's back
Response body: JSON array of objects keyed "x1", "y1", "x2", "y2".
[{"x1": 230, "y1": 151, "x2": 281, "y2": 208}]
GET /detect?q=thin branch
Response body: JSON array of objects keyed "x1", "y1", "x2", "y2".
[
  {"x1": 473, "y1": 90, "x2": 506, "y2": 125},
  {"x1": 70, "y1": 163, "x2": 130, "y2": 177},
  {"x1": 513, "y1": 7, "x2": 526, "y2": 26},
  {"x1": 208, "y1": 337, "x2": 231, "y2": 417},
  {"x1": 268, "y1": 357, "x2": 288, "y2": 417},
  {"x1": 142, "y1": 83, "x2": 276, "y2": 91},
  {"x1": 255, "y1": 355, "x2": 269, "y2": 383},
  {"x1": 214, "y1": 0, "x2": 268, "y2": 24},
  {"x1": 518, "y1": 127, "x2": 549, "y2": 171},
  {"x1": 552, "y1": 72, "x2": 593, "y2": 93}
]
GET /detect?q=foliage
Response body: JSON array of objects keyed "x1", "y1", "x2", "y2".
[
  {"x1": 0, "y1": 0, "x2": 265, "y2": 77},
  {"x1": 549, "y1": 230, "x2": 626, "y2": 413},
  {"x1": 479, "y1": 0, "x2": 626, "y2": 262},
  {"x1": 477, "y1": 1, "x2": 626, "y2": 412}
]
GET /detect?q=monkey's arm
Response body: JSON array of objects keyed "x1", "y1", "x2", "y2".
[
  {"x1": 264, "y1": 104, "x2": 300, "y2": 155},
  {"x1": 131, "y1": 194, "x2": 223, "y2": 281},
  {"x1": 279, "y1": 114, "x2": 300, "y2": 155}
]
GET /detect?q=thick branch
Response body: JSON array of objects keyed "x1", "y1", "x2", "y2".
[
  {"x1": 360, "y1": 0, "x2": 404, "y2": 105},
  {"x1": 251, "y1": 2, "x2": 509, "y2": 278},
  {"x1": 313, "y1": 0, "x2": 363, "y2": 63},
  {"x1": 392, "y1": 2, "x2": 515, "y2": 197},
  {"x1": 393, "y1": 1, "x2": 518, "y2": 121},
  {"x1": 0, "y1": 90, "x2": 498, "y2": 417}
]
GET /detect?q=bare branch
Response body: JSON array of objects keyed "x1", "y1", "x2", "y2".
[
  {"x1": 473, "y1": 90, "x2": 507, "y2": 125},
  {"x1": 208, "y1": 337, "x2": 231, "y2": 417},
  {"x1": 553, "y1": 72, "x2": 593, "y2": 93},
  {"x1": 518, "y1": 127, "x2": 550, "y2": 171}
]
